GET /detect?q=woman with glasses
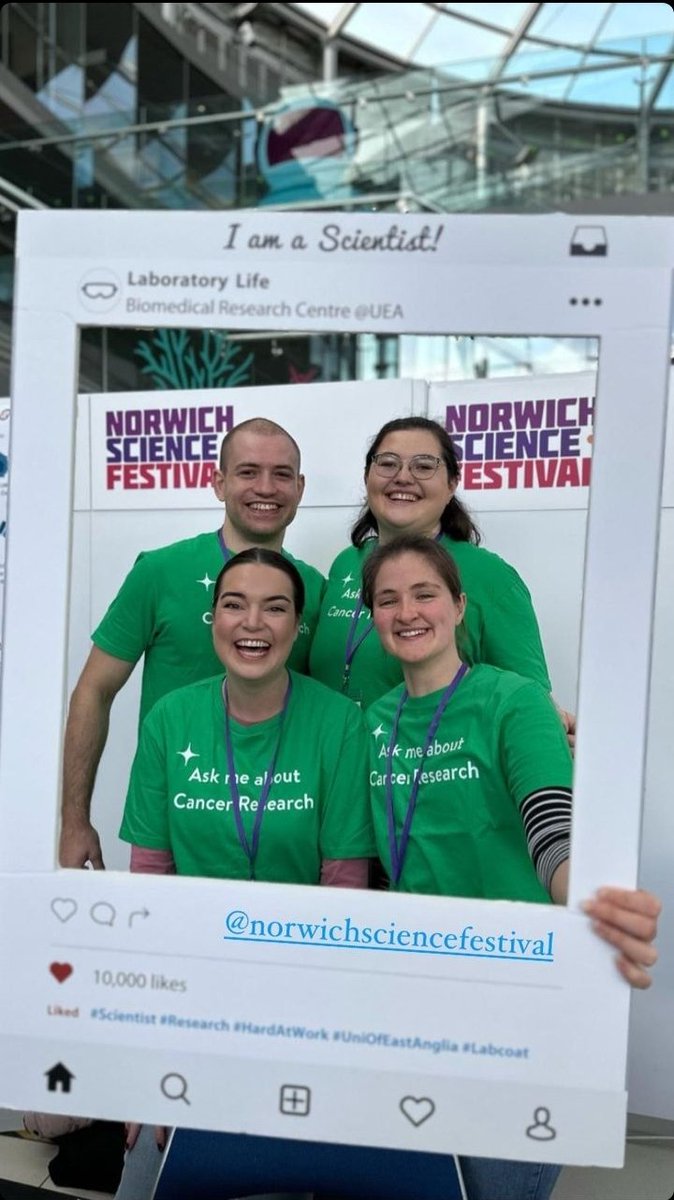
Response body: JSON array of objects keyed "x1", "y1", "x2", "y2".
[
  {"x1": 360, "y1": 533, "x2": 660, "y2": 1200},
  {"x1": 310, "y1": 417, "x2": 564, "y2": 721}
]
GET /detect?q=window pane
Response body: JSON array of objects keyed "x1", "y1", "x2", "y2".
[
  {"x1": 412, "y1": 13, "x2": 508, "y2": 67},
  {"x1": 346, "y1": 4, "x2": 437, "y2": 59}
]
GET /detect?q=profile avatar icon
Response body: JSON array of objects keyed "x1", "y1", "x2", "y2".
[
  {"x1": 78, "y1": 268, "x2": 122, "y2": 313},
  {"x1": 526, "y1": 1106, "x2": 556, "y2": 1141}
]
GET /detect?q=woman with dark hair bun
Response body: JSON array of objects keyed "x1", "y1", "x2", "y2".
[
  {"x1": 122, "y1": 547, "x2": 374, "y2": 887},
  {"x1": 116, "y1": 548, "x2": 375, "y2": 1198},
  {"x1": 310, "y1": 417, "x2": 566, "y2": 721}
]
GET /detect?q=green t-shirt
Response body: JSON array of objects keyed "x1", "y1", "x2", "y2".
[
  {"x1": 309, "y1": 538, "x2": 551, "y2": 708},
  {"x1": 365, "y1": 665, "x2": 572, "y2": 902},
  {"x1": 93, "y1": 531, "x2": 325, "y2": 727},
  {"x1": 120, "y1": 671, "x2": 376, "y2": 882}
]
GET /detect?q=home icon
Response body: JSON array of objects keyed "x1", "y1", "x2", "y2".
[{"x1": 45, "y1": 1062, "x2": 75, "y2": 1094}]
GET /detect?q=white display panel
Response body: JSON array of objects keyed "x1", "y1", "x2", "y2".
[
  {"x1": 430, "y1": 372, "x2": 596, "y2": 511},
  {"x1": 84, "y1": 379, "x2": 425, "y2": 511},
  {"x1": 0, "y1": 211, "x2": 671, "y2": 1166}
]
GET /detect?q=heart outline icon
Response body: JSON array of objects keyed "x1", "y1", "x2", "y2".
[
  {"x1": 49, "y1": 962, "x2": 73, "y2": 984},
  {"x1": 50, "y1": 899, "x2": 77, "y2": 923},
  {"x1": 399, "y1": 1096, "x2": 435, "y2": 1127}
]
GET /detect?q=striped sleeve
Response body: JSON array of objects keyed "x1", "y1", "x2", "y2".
[{"x1": 520, "y1": 787, "x2": 572, "y2": 895}]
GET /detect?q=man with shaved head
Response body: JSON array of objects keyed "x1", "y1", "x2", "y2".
[{"x1": 60, "y1": 417, "x2": 323, "y2": 868}]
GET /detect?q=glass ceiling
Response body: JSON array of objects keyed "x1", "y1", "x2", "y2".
[{"x1": 290, "y1": 2, "x2": 674, "y2": 109}]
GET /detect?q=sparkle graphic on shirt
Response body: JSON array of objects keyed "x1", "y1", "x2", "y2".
[
  {"x1": 371, "y1": 724, "x2": 386, "y2": 739},
  {"x1": 342, "y1": 573, "x2": 354, "y2": 585},
  {"x1": 197, "y1": 574, "x2": 216, "y2": 590},
  {"x1": 178, "y1": 744, "x2": 199, "y2": 764}
]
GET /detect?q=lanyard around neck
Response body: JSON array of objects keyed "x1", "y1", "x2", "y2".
[
  {"x1": 385, "y1": 663, "x2": 468, "y2": 887},
  {"x1": 217, "y1": 529, "x2": 231, "y2": 562},
  {"x1": 223, "y1": 676, "x2": 292, "y2": 880},
  {"x1": 342, "y1": 596, "x2": 374, "y2": 692}
]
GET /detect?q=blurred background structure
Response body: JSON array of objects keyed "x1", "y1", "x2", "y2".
[{"x1": 0, "y1": 2, "x2": 672, "y2": 393}]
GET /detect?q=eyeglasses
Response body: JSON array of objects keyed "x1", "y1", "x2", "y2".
[{"x1": 370, "y1": 453, "x2": 442, "y2": 481}]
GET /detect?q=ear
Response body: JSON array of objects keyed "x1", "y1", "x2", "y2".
[
  {"x1": 297, "y1": 473, "x2": 306, "y2": 504},
  {"x1": 212, "y1": 468, "x2": 226, "y2": 503},
  {"x1": 455, "y1": 592, "x2": 467, "y2": 625}
]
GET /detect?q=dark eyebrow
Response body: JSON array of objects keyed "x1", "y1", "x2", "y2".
[{"x1": 219, "y1": 590, "x2": 292, "y2": 603}]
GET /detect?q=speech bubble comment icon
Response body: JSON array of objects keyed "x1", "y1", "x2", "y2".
[
  {"x1": 90, "y1": 902, "x2": 116, "y2": 927},
  {"x1": 50, "y1": 899, "x2": 77, "y2": 923}
]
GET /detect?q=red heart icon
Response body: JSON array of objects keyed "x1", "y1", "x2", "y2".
[{"x1": 49, "y1": 962, "x2": 73, "y2": 984}]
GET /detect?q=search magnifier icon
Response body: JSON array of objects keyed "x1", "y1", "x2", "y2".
[{"x1": 160, "y1": 1073, "x2": 190, "y2": 1105}]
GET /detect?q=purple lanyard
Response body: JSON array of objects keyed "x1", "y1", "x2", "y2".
[
  {"x1": 223, "y1": 677, "x2": 293, "y2": 880},
  {"x1": 385, "y1": 663, "x2": 468, "y2": 887},
  {"x1": 217, "y1": 529, "x2": 231, "y2": 562},
  {"x1": 342, "y1": 596, "x2": 374, "y2": 692}
]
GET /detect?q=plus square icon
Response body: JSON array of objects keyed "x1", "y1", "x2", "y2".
[{"x1": 280, "y1": 1084, "x2": 311, "y2": 1117}]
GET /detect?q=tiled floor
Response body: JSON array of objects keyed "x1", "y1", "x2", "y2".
[
  {"x1": 1, "y1": 1124, "x2": 673, "y2": 1199},
  {"x1": 555, "y1": 1141, "x2": 674, "y2": 1199}
]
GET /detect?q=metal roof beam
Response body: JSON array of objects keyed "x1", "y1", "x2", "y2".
[
  {"x1": 560, "y1": 3, "x2": 615, "y2": 103},
  {"x1": 488, "y1": 3, "x2": 543, "y2": 83},
  {"x1": 325, "y1": 3, "x2": 359, "y2": 42},
  {"x1": 646, "y1": 37, "x2": 674, "y2": 112}
]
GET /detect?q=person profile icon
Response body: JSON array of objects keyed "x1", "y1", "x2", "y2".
[{"x1": 526, "y1": 1106, "x2": 557, "y2": 1141}]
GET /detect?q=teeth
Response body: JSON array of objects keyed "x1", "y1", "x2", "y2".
[
  {"x1": 388, "y1": 493, "x2": 417, "y2": 502},
  {"x1": 249, "y1": 503, "x2": 279, "y2": 511},
  {"x1": 397, "y1": 629, "x2": 427, "y2": 638},
  {"x1": 236, "y1": 640, "x2": 269, "y2": 649}
]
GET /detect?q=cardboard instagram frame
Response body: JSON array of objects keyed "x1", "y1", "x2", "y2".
[{"x1": 0, "y1": 211, "x2": 670, "y2": 1167}]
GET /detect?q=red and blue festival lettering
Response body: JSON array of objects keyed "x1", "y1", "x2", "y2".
[
  {"x1": 105, "y1": 404, "x2": 233, "y2": 490},
  {"x1": 446, "y1": 394, "x2": 594, "y2": 490}
]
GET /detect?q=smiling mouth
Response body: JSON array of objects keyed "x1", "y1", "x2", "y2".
[
  {"x1": 234, "y1": 639, "x2": 271, "y2": 658},
  {"x1": 395, "y1": 628, "x2": 429, "y2": 640},
  {"x1": 386, "y1": 492, "x2": 419, "y2": 503},
  {"x1": 248, "y1": 502, "x2": 281, "y2": 513}
]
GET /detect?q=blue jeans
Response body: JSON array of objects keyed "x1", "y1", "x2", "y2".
[
  {"x1": 114, "y1": 1126, "x2": 310, "y2": 1200},
  {"x1": 458, "y1": 1156, "x2": 561, "y2": 1200},
  {"x1": 115, "y1": 1127, "x2": 561, "y2": 1200}
]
